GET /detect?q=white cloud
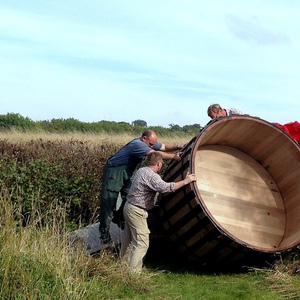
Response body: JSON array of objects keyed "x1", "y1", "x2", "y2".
[{"x1": 226, "y1": 15, "x2": 291, "y2": 45}]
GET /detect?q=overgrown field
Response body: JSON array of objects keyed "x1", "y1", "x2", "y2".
[
  {"x1": 0, "y1": 131, "x2": 191, "y2": 229},
  {"x1": 0, "y1": 130, "x2": 300, "y2": 299}
]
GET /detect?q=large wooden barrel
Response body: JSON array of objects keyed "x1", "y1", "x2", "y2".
[{"x1": 159, "y1": 115, "x2": 300, "y2": 269}]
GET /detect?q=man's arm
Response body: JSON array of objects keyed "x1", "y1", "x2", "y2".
[
  {"x1": 147, "y1": 149, "x2": 182, "y2": 161},
  {"x1": 157, "y1": 143, "x2": 185, "y2": 161},
  {"x1": 160, "y1": 144, "x2": 184, "y2": 151}
]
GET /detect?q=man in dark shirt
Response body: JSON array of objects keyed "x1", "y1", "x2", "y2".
[{"x1": 99, "y1": 130, "x2": 183, "y2": 246}]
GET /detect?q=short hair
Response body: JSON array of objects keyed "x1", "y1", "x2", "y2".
[
  {"x1": 207, "y1": 104, "x2": 222, "y2": 116},
  {"x1": 142, "y1": 130, "x2": 155, "y2": 138},
  {"x1": 147, "y1": 152, "x2": 162, "y2": 166}
]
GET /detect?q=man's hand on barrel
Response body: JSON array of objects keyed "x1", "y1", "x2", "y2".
[
  {"x1": 185, "y1": 172, "x2": 197, "y2": 184},
  {"x1": 177, "y1": 144, "x2": 186, "y2": 149},
  {"x1": 173, "y1": 171, "x2": 197, "y2": 191},
  {"x1": 173, "y1": 151, "x2": 183, "y2": 161}
]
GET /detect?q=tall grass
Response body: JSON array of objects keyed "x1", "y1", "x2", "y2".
[
  {"x1": 0, "y1": 129, "x2": 194, "y2": 146},
  {"x1": 0, "y1": 188, "x2": 154, "y2": 299}
]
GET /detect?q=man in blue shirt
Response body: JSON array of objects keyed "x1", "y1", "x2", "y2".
[{"x1": 99, "y1": 130, "x2": 183, "y2": 246}]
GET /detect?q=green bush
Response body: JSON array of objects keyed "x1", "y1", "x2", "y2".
[{"x1": 0, "y1": 139, "x2": 120, "y2": 229}]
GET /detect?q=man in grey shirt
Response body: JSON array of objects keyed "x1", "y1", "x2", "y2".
[{"x1": 120, "y1": 152, "x2": 197, "y2": 273}]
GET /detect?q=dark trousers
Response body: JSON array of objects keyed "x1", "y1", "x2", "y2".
[{"x1": 99, "y1": 162, "x2": 132, "y2": 241}]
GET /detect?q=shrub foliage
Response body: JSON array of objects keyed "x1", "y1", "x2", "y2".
[{"x1": 0, "y1": 138, "x2": 120, "y2": 229}]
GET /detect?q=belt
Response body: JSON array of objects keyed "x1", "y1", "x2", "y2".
[{"x1": 128, "y1": 202, "x2": 147, "y2": 211}]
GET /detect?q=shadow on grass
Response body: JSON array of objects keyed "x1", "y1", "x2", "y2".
[{"x1": 145, "y1": 236, "x2": 275, "y2": 276}]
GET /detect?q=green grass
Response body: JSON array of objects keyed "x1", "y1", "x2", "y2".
[
  {"x1": 141, "y1": 272, "x2": 278, "y2": 300},
  {"x1": 75, "y1": 264, "x2": 281, "y2": 300}
]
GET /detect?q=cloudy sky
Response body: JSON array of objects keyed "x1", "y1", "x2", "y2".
[{"x1": 1, "y1": 1, "x2": 299, "y2": 128}]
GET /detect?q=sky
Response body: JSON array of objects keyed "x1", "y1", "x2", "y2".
[{"x1": 1, "y1": 1, "x2": 299, "y2": 128}]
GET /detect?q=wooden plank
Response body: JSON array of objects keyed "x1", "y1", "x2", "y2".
[{"x1": 195, "y1": 145, "x2": 285, "y2": 250}]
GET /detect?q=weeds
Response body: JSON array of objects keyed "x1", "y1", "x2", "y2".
[{"x1": 0, "y1": 189, "x2": 152, "y2": 299}]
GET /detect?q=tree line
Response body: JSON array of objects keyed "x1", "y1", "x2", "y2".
[{"x1": 0, "y1": 113, "x2": 202, "y2": 136}]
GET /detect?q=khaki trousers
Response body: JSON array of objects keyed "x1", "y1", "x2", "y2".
[{"x1": 121, "y1": 202, "x2": 150, "y2": 272}]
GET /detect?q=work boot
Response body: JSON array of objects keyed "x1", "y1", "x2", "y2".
[
  {"x1": 99, "y1": 227, "x2": 112, "y2": 248},
  {"x1": 99, "y1": 238, "x2": 114, "y2": 250}
]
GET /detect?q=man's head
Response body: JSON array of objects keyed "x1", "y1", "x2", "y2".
[
  {"x1": 147, "y1": 152, "x2": 163, "y2": 171},
  {"x1": 207, "y1": 103, "x2": 227, "y2": 119},
  {"x1": 141, "y1": 130, "x2": 157, "y2": 148}
]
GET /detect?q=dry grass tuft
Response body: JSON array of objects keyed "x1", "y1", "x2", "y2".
[{"x1": 252, "y1": 251, "x2": 300, "y2": 299}]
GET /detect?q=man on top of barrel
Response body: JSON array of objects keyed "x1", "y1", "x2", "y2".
[
  {"x1": 207, "y1": 103, "x2": 243, "y2": 119},
  {"x1": 99, "y1": 129, "x2": 184, "y2": 248},
  {"x1": 207, "y1": 103, "x2": 300, "y2": 144}
]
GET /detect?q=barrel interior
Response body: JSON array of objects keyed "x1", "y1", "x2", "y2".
[
  {"x1": 195, "y1": 145, "x2": 285, "y2": 249},
  {"x1": 193, "y1": 117, "x2": 300, "y2": 252}
]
